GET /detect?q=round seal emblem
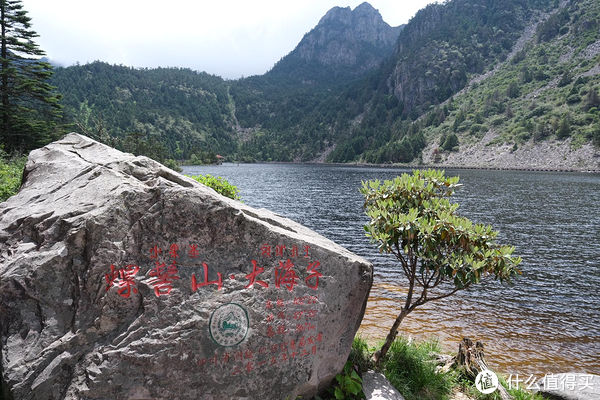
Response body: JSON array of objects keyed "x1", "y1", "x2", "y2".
[{"x1": 209, "y1": 303, "x2": 249, "y2": 347}]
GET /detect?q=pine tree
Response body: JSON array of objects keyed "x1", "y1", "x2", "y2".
[{"x1": 0, "y1": 0, "x2": 62, "y2": 152}]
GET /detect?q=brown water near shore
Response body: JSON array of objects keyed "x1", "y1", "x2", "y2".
[{"x1": 359, "y1": 282, "x2": 600, "y2": 376}]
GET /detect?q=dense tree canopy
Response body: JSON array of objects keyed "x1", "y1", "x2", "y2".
[{"x1": 0, "y1": 0, "x2": 62, "y2": 152}]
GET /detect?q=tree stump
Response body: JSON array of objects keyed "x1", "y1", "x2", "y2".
[{"x1": 454, "y1": 338, "x2": 513, "y2": 400}]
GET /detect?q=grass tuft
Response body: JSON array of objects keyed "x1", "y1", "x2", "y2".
[{"x1": 381, "y1": 337, "x2": 453, "y2": 400}]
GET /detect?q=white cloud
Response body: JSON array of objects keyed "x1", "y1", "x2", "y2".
[{"x1": 22, "y1": 0, "x2": 438, "y2": 79}]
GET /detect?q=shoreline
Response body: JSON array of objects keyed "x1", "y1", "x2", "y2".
[
  {"x1": 320, "y1": 161, "x2": 600, "y2": 174},
  {"x1": 203, "y1": 160, "x2": 600, "y2": 174}
]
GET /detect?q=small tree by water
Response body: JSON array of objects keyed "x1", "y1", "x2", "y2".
[{"x1": 360, "y1": 169, "x2": 521, "y2": 364}]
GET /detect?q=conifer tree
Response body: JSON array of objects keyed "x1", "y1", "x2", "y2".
[
  {"x1": 0, "y1": 0, "x2": 62, "y2": 152},
  {"x1": 557, "y1": 116, "x2": 570, "y2": 139}
]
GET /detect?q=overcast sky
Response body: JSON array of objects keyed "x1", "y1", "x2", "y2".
[{"x1": 22, "y1": 0, "x2": 438, "y2": 79}]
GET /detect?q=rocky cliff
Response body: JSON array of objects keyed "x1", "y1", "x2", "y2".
[{"x1": 267, "y1": 2, "x2": 402, "y2": 84}]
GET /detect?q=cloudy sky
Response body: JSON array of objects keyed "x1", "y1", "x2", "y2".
[{"x1": 22, "y1": 0, "x2": 438, "y2": 79}]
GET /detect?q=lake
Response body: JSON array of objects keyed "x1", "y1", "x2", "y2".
[{"x1": 182, "y1": 163, "x2": 600, "y2": 376}]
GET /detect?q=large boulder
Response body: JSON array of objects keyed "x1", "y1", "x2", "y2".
[{"x1": 0, "y1": 133, "x2": 373, "y2": 400}]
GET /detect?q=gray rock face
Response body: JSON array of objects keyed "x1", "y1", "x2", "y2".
[
  {"x1": 267, "y1": 2, "x2": 402, "y2": 84},
  {"x1": 298, "y1": 2, "x2": 401, "y2": 69},
  {"x1": 536, "y1": 373, "x2": 600, "y2": 400},
  {"x1": 362, "y1": 371, "x2": 405, "y2": 400},
  {"x1": 0, "y1": 133, "x2": 373, "y2": 400}
]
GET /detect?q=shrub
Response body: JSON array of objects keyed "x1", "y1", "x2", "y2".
[
  {"x1": 329, "y1": 361, "x2": 364, "y2": 399},
  {"x1": 558, "y1": 71, "x2": 572, "y2": 87},
  {"x1": 0, "y1": 153, "x2": 26, "y2": 202},
  {"x1": 441, "y1": 133, "x2": 459, "y2": 151},
  {"x1": 585, "y1": 88, "x2": 600, "y2": 110},
  {"x1": 528, "y1": 105, "x2": 551, "y2": 118},
  {"x1": 566, "y1": 94, "x2": 581, "y2": 104},
  {"x1": 517, "y1": 131, "x2": 531, "y2": 142},
  {"x1": 361, "y1": 170, "x2": 520, "y2": 364},
  {"x1": 557, "y1": 117, "x2": 571, "y2": 139},
  {"x1": 348, "y1": 337, "x2": 371, "y2": 374},
  {"x1": 490, "y1": 116, "x2": 504, "y2": 126},
  {"x1": 534, "y1": 123, "x2": 553, "y2": 142},
  {"x1": 189, "y1": 174, "x2": 241, "y2": 200},
  {"x1": 470, "y1": 124, "x2": 487, "y2": 135},
  {"x1": 591, "y1": 123, "x2": 600, "y2": 147},
  {"x1": 506, "y1": 81, "x2": 520, "y2": 98},
  {"x1": 162, "y1": 158, "x2": 182, "y2": 172}
]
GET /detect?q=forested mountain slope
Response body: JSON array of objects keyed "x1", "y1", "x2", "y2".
[
  {"x1": 51, "y1": 0, "x2": 600, "y2": 169},
  {"x1": 418, "y1": 0, "x2": 600, "y2": 170},
  {"x1": 326, "y1": 0, "x2": 562, "y2": 163},
  {"x1": 52, "y1": 63, "x2": 236, "y2": 162}
]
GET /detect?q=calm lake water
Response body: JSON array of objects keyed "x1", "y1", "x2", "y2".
[{"x1": 182, "y1": 163, "x2": 600, "y2": 376}]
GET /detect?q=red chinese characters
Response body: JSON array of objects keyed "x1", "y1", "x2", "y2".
[
  {"x1": 260, "y1": 243, "x2": 310, "y2": 259},
  {"x1": 169, "y1": 243, "x2": 179, "y2": 259},
  {"x1": 261, "y1": 244, "x2": 272, "y2": 257},
  {"x1": 105, "y1": 264, "x2": 140, "y2": 298},
  {"x1": 290, "y1": 245, "x2": 298, "y2": 257},
  {"x1": 196, "y1": 332, "x2": 323, "y2": 376},
  {"x1": 245, "y1": 260, "x2": 268, "y2": 288},
  {"x1": 188, "y1": 244, "x2": 200, "y2": 258},
  {"x1": 275, "y1": 245, "x2": 286, "y2": 257},
  {"x1": 257, "y1": 243, "x2": 323, "y2": 290},
  {"x1": 148, "y1": 262, "x2": 180, "y2": 297},
  {"x1": 192, "y1": 262, "x2": 223, "y2": 291},
  {"x1": 147, "y1": 243, "x2": 181, "y2": 296},
  {"x1": 305, "y1": 261, "x2": 322, "y2": 290},
  {"x1": 149, "y1": 245, "x2": 162, "y2": 260},
  {"x1": 303, "y1": 245, "x2": 311, "y2": 258},
  {"x1": 274, "y1": 259, "x2": 298, "y2": 291},
  {"x1": 264, "y1": 296, "x2": 319, "y2": 338},
  {"x1": 106, "y1": 242, "x2": 324, "y2": 299}
]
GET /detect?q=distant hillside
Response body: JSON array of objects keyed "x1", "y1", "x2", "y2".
[
  {"x1": 52, "y1": 62, "x2": 236, "y2": 161},
  {"x1": 418, "y1": 0, "x2": 600, "y2": 170},
  {"x1": 51, "y1": 0, "x2": 600, "y2": 170}
]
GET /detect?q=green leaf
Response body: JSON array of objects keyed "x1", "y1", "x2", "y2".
[{"x1": 347, "y1": 380, "x2": 362, "y2": 395}]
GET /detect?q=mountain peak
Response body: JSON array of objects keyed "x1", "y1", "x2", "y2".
[
  {"x1": 319, "y1": 6, "x2": 351, "y2": 24},
  {"x1": 319, "y1": 2, "x2": 383, "y2": 25},
  {"x1": 354, "y1": 2, "x2": 378, "y2": 14},
  {"x1": 268, "y1": 1, "x2": 402, "y2": 84}
]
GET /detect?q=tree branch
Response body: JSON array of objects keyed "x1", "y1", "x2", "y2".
[{"x1": 425, "y1": 285, "x2": 468, "y2": 303}]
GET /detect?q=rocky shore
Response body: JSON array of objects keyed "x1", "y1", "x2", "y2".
[{"x1": 421, "y1": 136, "x2": 600, "y2": 173}]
